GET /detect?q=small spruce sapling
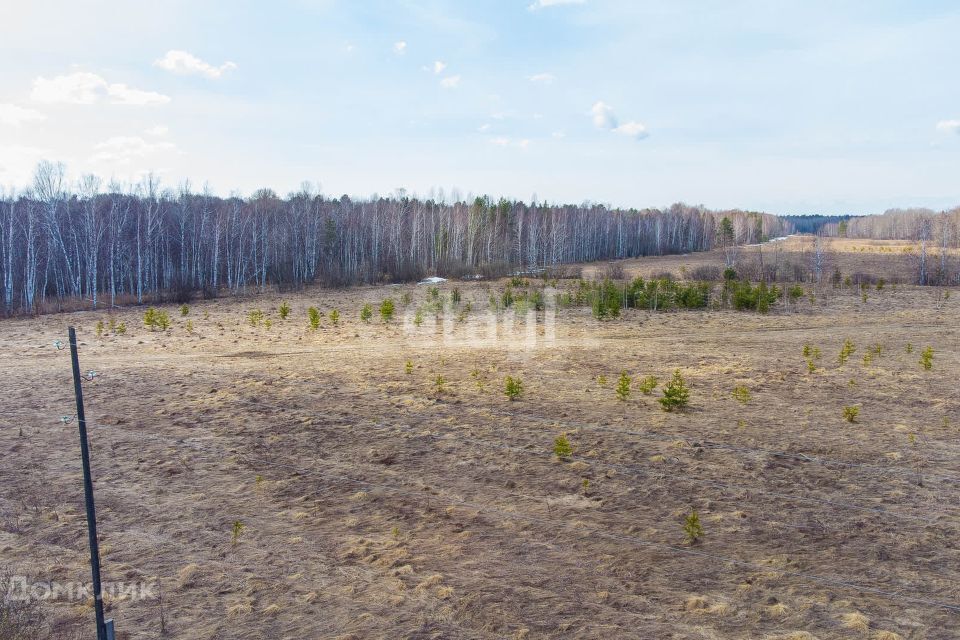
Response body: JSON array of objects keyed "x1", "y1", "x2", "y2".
[
  {"x1": 231, "y1": 520, "x2": 245, "y2": 544},
  {"x1": 616, "y1": 371, "x2": 631, "y2": 401},
  {"x1": 838, "y1": 339, "x2": 855, "y2": 365},
  {"x1": 683, "y1": 510, "x2": 704, "y2": 544},
  {"x1": 638, "y1": 375, "x2": 658, "y2": 394},
  {"x1": 278, "y1": 301, "x2": 291, "y2": 320},
  {"x1": 180, "y1": 304, "x2": 190, "y2": 317},
  {"x1": 659, "y1": 370, "x2": 690, "y2": 412},
  {"x1": 842, "y1": 405, "x2": 860, "y2": 423},
  {"x1": 360, "y1": 304, "x2": 373, "y2": 322},
  {"x1": 380, "y1": 298, "x2": 395, "y2": 322},
  {"x1": 731, "y1": 385, "x2": 750, "y2": 404},
  {"x1": 329, "y1": 309, "x2": 340, "y2": 325},
  {"x1": 308, "y1": 307, "x2": 321, "y2": 330},
  {"x1": 504, "y1": 376, "x2": 523, "y2": 400},
  {"x1": 553, "y1": 435, "x2": 572, "y2": 459},
  {"x1": 919, "y1": 346, "x2": 933, "y2": 371},
  {"x1": 405, "y1": 360, "x2": 414, "y2": 375}
]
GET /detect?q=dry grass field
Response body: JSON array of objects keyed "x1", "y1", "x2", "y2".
[{"x1": 2, "y1": 239, "x2": 958, "y2": 639}]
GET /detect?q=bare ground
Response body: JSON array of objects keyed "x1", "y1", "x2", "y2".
[{"x1": 2, "y1": 242, "x2": 959, "y2": 639}]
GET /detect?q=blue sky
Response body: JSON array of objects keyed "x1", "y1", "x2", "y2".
[{"x1": 1, "y1": 0, "x2": 959, "y2": 214}]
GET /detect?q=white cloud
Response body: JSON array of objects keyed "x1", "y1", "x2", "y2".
[
  {"x1": 144, "y1": 124, "x2": 169, "y2": 137},
  {"x1": 108, "y1": 84, "x2": 172, "y2": 106},
  {"x1": 478, "y1": 123, "x2": 492, "y2": 132},
  {"x1": 433, "y1": 61, "x2": 447, "y2": 74},
  {"x1": 591, "y1": 101, "x2": 649, "y2": 140},
  {"x1": 528, "y1": 73, "x2": 555, "y2": 84},
  {"x1": 153, "y1": 50, "x2": 237, "y2": 79},
  {"x1": 393, "y1": 41, "x2": 407, "y2": 55},
  {"x1": 440, "y1": 75, "x2": 461, "y2": 89},
  {"x1": 32, "y1": 72, "x2": 169, "y2": 105},
  {"x1": 590, "y1": 101, "x2": 617, "y2": 129},
  {"x1": 614, "y1": 121, "x2": 649, "y2": 139},
  {"x1": 936, "y1": 119, "x2": 960, "y2": 134},
  {"x1": 489, "y1": 137, "x2": 531, "y2": 150},
  {"x1": 529, "y1": 0, "x2": 585, "y2": 10},
  {"x1": 552, "y1": 131, "x2": 566, "y2": 138},
  {"x1": 90, "y1": 136, "x2": 175, "y2": 164},
  {"x1": 0, "y1": 104, "x2": 46, "y2": 126}
]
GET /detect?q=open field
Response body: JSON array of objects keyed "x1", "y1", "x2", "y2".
[{"x1": 2, "y1": 242, "x2": 959, "y2": 639}]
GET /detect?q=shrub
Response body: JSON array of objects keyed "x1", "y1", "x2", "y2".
[
  {"x1": 616, "y1": 371, "x2": 631, "y2": 402},
  {"x1": 659, "y1": 370, "x2": 690, "y2": 411},
  {"x1": 451, "y1": 287, "x2": 462, "y2": 305},
  {"x1": 731, "y1": 280, "x2": 780, "y2": 313},
  {"x1": 919, "y1": 346, "x2": 933, "y2": 371},
  {"x1": 638, "y1": 375, "x2": 658, "y2": 394},
  {"x1": 360, "y1": 304, "x2": 373, "y2": 322},
  {"x1": 329, "y1": 309, "x2": 340, "y2": 325},
  {"x1": 802, "y1": 344, "x2": 811, "y2": 357},
  {"x1": 144, "y1": 307, "x2": 171, "y2": 331},
  {"x1": 180, "y1": 304, "x2": 190, "y2": 316},
  {"x1": 553, "y1": 435, "x2": 572, "y2": 459},
  {"x1": 842, "y1": 405, "x2": 860, "y2": 423},
  {"x1": 688, "y1": 265, "x2": 722, "y2": 281},
  {"x1": 308, "y1": 307, "x2": 321, "y2": 330},
  {"x1": 144, "y1": 307, "x2": 157, "y2": 329},
  {"x1": 0, "y1": 567, "x2": 45, "y2": 640},
  {"x1": 413, "y1": 309, "x2": 424, "y2": 327},
  {"x1": 838, "y1": 339, "x2": 855, "y2": 365},
  {"x1": 434, "y1": 374, "x2": 446, "y2": 394},
  {"x1": 504, "y1": 376, "x2": 523, "y2": 400},
  {"x1": 731, "y1": 385, "x2": 750, "y2": 404},
  {"x1": 722, "y1": 267, "x2": 738, "y2": 281},
  {"x1": 278, "y1": 301, "x2": 291, "y2": 319},
  {"x1": 380, "y1": 298, "x2": 395, "y2": 322},
  {"x1": 248, "y1": 309, "x2": 264, "y2": 327},
  {"x1": 185, "y1": 320, "x2": 194, "y2": 334},
  {"x1": 683, "y1": 509, "x2": 704, "y2": 544},
  {"x1": 788, "y1": 285, "x2": 804, "y2": 302},
  {"x1": 501, "y1": 286, "x2": 514, "y2": 308},
  {"x1": 597, "y1": 374, "x2": 607, "y2": 386},
  {"x1": 115, "y1": 322, "x2": 127, "y2": 335},
  {"x1": 592, "y1": 278, "x2": 622, "y2": 319},
  {"x1": 510, "y1": 276, "x2": 528, "y2": 288},
  {"x1": 231, "y1": 520, "x2": 245, "y2": 544}
]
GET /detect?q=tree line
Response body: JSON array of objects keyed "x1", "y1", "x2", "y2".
[{"x1": 0, "y1": 161, "x2": 795, "y2": 315}]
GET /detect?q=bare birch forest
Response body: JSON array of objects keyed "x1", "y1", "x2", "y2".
[{"x1": 0, "y1": 161, "x2": 792, "y2": 315}]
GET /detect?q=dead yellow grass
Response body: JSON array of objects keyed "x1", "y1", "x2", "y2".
[{"x1": 1, "y1": 248, "x2": 956, "y2": 639}]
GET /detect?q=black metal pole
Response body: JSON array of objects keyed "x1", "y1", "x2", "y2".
[{"x1": 68, "y1": 327, "x2": 107, "y2": 640}]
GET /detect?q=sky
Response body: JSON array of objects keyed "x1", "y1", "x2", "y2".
[{"x1": 1, "y1": 0, "x2": 959, "y2": 215}]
